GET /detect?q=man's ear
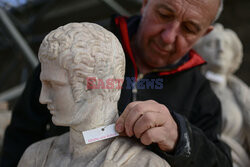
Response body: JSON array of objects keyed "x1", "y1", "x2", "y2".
[
  {"x1": 140, "y1": 0, "x2": 149, "y2": 15},
  {"x1": 203, "y1": 25, "x2": 214, "y2": 36}
]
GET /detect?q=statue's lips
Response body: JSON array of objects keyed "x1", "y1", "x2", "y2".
[
  {"x1": 48, "y1": 109, "x2": 55, "y2": 115},
  {"x1": 50, "y1": 110, "x2": 55, "y2": 115},
  {"x1": 48, "y1": 106, "x2": 55, "y2": 114}
]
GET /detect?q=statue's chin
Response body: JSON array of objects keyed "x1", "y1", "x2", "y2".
[
  {"x1": 52, "y1": 115, "x2": 84, "y2": 127},
  {"x1": 52, "y1": 116, "x2": 69, "y2": 127}
]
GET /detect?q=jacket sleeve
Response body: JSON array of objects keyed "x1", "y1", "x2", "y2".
[
  {"x1": 0, "y1": 65, "x2": 50, "y2": 167},
  {"x1": 148, "y1": 80, "x2": 232, "y2": 167}
]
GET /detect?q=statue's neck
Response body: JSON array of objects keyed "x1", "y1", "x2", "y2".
[
  {"x1": 69, "y1": 128, "x2": 113, "y2": 160},
  {"x1": 69, "y1": 108, "x2": 118, "y2": 159},
  {"x1": 204, "y1": 71, "x2": 227, "y2": 87}
]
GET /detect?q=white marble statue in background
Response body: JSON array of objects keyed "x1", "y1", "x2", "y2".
[
  {"x1": 18, "y1": 23, "x2": 170, "y2": 167},
  {"x1": 194, "y1": 23, "x2": 250, "y2": 167}
]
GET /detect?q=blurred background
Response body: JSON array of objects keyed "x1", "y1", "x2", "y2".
[
  {"x1": 0, "y1": 0, "x2": 249, "y2": 109},
  {"x1": 0, "y1": 0, "x2": 249, "y2": 150}
]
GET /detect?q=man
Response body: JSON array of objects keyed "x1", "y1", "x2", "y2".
[{"x1": 1, "y1": 0, "x2": 232, "y2": 166}]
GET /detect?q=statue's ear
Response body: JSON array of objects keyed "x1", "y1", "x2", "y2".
[{"x1": 86, "y1": 77, "x2": 97, "y2": 91}]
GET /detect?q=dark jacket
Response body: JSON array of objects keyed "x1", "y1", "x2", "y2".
[{"x1": 0, "y1": 16, "x2": 232, "y2": 167}]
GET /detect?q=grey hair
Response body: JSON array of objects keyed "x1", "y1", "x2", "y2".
[{"x1": 213, "y1": 0, "x2": 224, "y2": 23}]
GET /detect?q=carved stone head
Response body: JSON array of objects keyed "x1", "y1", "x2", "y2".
[
  {"x1": 194, "y1": 23, "x2": 243, "y2": 75},
  {"x1": 38, "y1": 23, "x2": 125, "y2": 126}
]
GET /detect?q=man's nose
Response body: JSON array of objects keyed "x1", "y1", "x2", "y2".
[
  {"x1": 161, "y1": 21, "x2": 179, "y2": 44},
  {"x1": 39, "y1": 86, "x2": 51, "y2": 104}
]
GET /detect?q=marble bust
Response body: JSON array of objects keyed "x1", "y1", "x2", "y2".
[
  {"x1": 18, "y1": 23, "x2": 170, "y2": 167},
  {"x1": 194, "y1": 23, "x2": 250, "y2": 167}
]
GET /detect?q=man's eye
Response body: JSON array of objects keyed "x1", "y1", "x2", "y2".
[
  {"x1": 156, "y1": 8, "x2": 172, "y2": 20},
  {"x1": 184, "y1": 26, "x2": 193, "y2": 33},
  {"x1": 183, "y1": 25, "x2": 197, "y2": 34},
  {"x1": 158, "y1": 12, "x2": 171, "y2": 19}
]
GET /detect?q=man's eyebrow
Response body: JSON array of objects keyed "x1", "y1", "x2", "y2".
[{"x1": 156, "y1": 3, "x2": 174, "y2": 13}]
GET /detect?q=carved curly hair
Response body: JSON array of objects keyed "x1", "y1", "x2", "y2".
[{"x1": 38, "y1": 22, "x2": 125, "y2": 103}]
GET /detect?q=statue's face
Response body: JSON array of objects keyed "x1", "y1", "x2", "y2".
[
  {"x1": 197, "y1": 29, "x2": 234, "y2": 74},
  {"x1": 39, "y1": 62, "x2": 84, "y2": 126}
]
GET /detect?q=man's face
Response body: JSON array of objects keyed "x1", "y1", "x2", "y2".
[
  {"x1": 135, "y1": 0, "x2": 219, "y2": 68},
  {"x1": 39, "y1": 62, "x2": 84, "y2": 126}
]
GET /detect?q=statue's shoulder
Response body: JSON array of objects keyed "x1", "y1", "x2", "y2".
[
  {"x1": 102, "y1": 137, "x2": 170, "y2": 167},
  {"x1": 228, "y1": 75, "x2": 250, "y2": 108},
  {"x1": 17, "y1": 136, "x2": 58, "y2": 167}
]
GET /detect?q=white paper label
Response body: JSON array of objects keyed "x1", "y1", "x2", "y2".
[{"x1": 82, "y1": 124, "x2": 119, "y2": 144}]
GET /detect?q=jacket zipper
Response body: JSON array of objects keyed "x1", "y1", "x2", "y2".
[{"x1": 132, "y1": 73, "x2": 144, "y2": 101}]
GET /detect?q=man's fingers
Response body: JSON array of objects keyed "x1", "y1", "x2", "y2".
[
  {"x1": 115, "y1": 100, "x2": 178, "y2": 152},
  {"x1": 140, "y1": 127, "x2": 164, "y2": 145},
  {"x1": 140, "y1": 127, "x2": 172, "y2": 151},
  {"x1": 115, "y1": 101, "x2": 140, "y2": 133},
  {"x1": 133, "y1": 111, "x2": 167, "y2": 138},
  {"x1": 124, "y1": 103, "x2": 146, "y2": 136},
  {"x1": 124, "y1": 101, "x2": 163, "y2": 137}
]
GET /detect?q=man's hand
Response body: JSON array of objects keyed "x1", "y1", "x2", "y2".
[{"x1": 115, "y1": 100, "x2": 178, "y2": 152}]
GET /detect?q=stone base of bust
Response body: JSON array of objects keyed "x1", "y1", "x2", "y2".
[{"x1": 18, "y1": 132, "x2": 170, "y2": 167}]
